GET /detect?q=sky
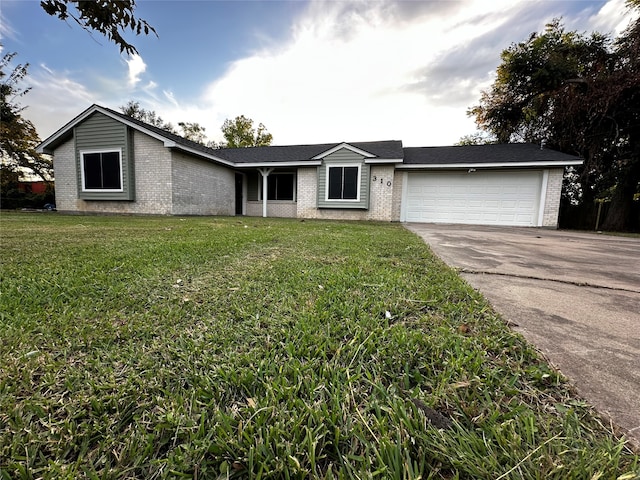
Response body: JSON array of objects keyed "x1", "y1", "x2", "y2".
[{"x1": 0, "y1": 0, "x2": 637, "y2": 147}]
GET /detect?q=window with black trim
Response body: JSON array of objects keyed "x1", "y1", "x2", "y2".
[
  {"x1": 82, "y1": 151, "x2": 122, "y2": 191},
  {"x1": 328, "y1": 166, "x2": 359, "y2": 200},
  {"x1": 262, "y1": 173, "x2": 295, "y2": 201}
]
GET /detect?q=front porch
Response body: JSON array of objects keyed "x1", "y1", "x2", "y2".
[{"x1": 237, "y1": 168, "x2": 298, "y2": 218}]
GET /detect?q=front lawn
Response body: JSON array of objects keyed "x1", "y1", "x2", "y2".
[{"x1": 1, "y1": 213, "x2": 637, "y2": 479}]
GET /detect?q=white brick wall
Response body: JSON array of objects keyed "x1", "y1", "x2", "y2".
[
  {"x1": 246, "y1": 201, "x2": 296, "y2": 218},
  {"x1": 296, "y1": 167, "x2": 318, "y2": 219},
  {"x1": 391, "y1": 170, "x2": 404, "y2": 222},
  {"x1": 542, "y1": 168, "x2": 564, "y2": 228},
  {"x1": 52, "y1": 138, "x2": 77, "y2": 212},
  {"x1": 368, "y1": 165, "x2": 396, "y2": 221},
  {"x1": 127, "y1": 131, "x2": 173, "y2": 214},
  {"x1": 292, "y1": 165, "x2": 397, "y2": 221}
]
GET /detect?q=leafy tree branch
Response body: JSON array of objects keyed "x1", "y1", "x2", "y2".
[{"x1": 40, "y1": 0, "x2": 157, "y2": 55}]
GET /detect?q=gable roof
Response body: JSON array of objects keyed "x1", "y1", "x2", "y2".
[
  {"x1": 401, "y1": 143, "x2": 583, "y2": 168},
  {"x1": 37, "y1": 104, "x2": 403, "y2": 167},
  {"x1": 38, "y1": 105, "x2": 583, "y2": 169},
  {"x1": 37, "y1": 104, "x2": 235, "y2": 166},
  {"x1": 215, "y1": 141, "x2": 403, "y2": 166}
]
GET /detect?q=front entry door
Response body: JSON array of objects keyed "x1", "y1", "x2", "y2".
[{"x1": 235, "y1": 173, "x2": 244, "y2": 215}]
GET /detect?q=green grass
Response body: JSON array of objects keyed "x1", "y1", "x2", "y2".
[{"x1": 1, "y1": 212, "x2": 638, "y2": 479}]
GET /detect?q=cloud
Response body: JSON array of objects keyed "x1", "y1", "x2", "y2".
[
  {"x1": 163, "y1": 90, "x2": 179, "y2": 108},
  {"x1": 26, "y1": 0, "x2": 636, "y2": 148},
  {"x1": 126, "y1": 54, "x2": 146, "y2": 87},
  {"x1": 0, "y1": 12, "x2": 18, "y2": 43},
  {"x1": 405, "y1": 4, "x2": 563, "y2": 108},
  {"x1": 589, "y1": 0, "x2": 639, "y2": 35},
  {"x1": 198, "y1": 0, "x2": 533, "y2": 146},
  {"x1": 23, "y1": 64, "x2": 95, "y2": 138},
  {"x1": 194, "y1": 0, "x2": 638, "y2": 147}
]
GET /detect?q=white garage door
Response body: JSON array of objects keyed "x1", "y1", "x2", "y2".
[{"x1": 404, "y1": 170, "x2": 543, "y2": 226}]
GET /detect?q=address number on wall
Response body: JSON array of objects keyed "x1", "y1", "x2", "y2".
[{"x1": 372, "y1": 176, "x2": 392, "y2": 187}]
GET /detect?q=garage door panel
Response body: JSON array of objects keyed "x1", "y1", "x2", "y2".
[{"x1": 405, "y1": 170, "x2": 542, "y2": 226}]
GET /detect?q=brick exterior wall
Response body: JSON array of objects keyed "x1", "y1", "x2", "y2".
[
  {"x1": 368, "y1": 165, "x2": 396, "y2": 221},
  {"x1": 296, "y1": 167, "x2": 319, "y2": 219},
  {"x1": 171, "y1": 151, "x2": 235, "y2": 216},
  {"x1": 52, "y1": 138, "x2": 77, "y2": 212},
  {"x1": 246, "y1": 201, "x2": 297, "y2": 218},
  {"x1": 53, "y1": 130, "x2": 237, "y2": 215},
  {"x1": 54, "y1": 131, "x2": 171, "y2": 215},
  {"x1": 542, "y1": 168, "x2": 564, "y2": 228},
  {"x1": 391, "y1": 170, "x2": 404, "y2": 222},
  {"x1": 293, "y1": 165, "x2": 398, "y2": 221},
  {"x1": 126, "y1": 130, "x2": 173, "y2": 214}
]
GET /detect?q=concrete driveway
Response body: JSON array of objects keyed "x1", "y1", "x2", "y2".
[{"x1": 405, "y1": 223, "x2": 640, "y2": 448}]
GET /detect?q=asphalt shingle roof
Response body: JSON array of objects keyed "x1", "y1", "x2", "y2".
[
  {"x1": 215, "y1": 141, "x2": 404, "y2": 163},
  {"x1": 402, "y1": 143, "x2": 581, "y2": 165},
  {"x1": 102, "y1": 106, "x2": 403, "y2": 163},
  {"x1": 40, "y1": 105, "x2": 581, "y2": 168}
]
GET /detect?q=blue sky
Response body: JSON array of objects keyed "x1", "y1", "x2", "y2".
[{"x1": 0, "y1": 0, "x2": 637, "y2": 146}]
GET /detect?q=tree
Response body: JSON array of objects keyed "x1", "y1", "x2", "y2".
[
  {"x1": 40, "y1": 0, "x2": 157, "y2": 55},
  {"x1": 468, "y1": 8, "x2": 640, "y2": 231},
  {"x1": 120, "y1": 104, "x2": 274, "y2": 149},
  {"x1": 120, "y1": 101, "x2": 212, "y2": 144},
  {"x1": 120, "y1": 101, "x2": 176, "y2": 132},
  {"x1": 178, "y1": 122, "x2": 207, "y2": 144},
  {"x1": 469, "y1": 19, "x2": 613, "y2": 146},
  {"x1": 455, "y1": 132, "x2": 497, "y2": 146},
  {"x1": 599, "y1": 1, "x2": 640, "y2": 229},
  {"x1": 0, "y1": 52, "x2": 53, "y2": 184},
  {"x1": 219, "y1": 115, "x2": 273, "y2": 148}
]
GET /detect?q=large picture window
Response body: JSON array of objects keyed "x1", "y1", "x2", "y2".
[
  {"x1": 82, "y1": 150, "x2": 122, "y2": 191},
  {"x1": 327, "y1": 166, "x2": 359, "y2": 200},
  {"x1": 262, "y1": 173, "x2": 295, "y2": 201}
]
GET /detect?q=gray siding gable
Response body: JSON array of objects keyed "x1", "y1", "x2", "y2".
[
  {"x1": 317, "y1": 148, "x2": 370, "y2": 209},
  {"x1": 75, "y1": 112, "x2": 135, "y2": 201}
]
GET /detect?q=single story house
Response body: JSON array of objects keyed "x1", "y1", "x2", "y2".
[{"x1": 37, "y1": 104, "x2": 582, "y2": 227}]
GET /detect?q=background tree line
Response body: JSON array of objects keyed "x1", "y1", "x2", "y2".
[{"x1": 119, "y1": 101, "x2": 273, "y2": 149}]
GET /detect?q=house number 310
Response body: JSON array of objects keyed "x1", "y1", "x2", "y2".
[{"x1": 372, "y1": 176, "x2": 392, "y2": 187}]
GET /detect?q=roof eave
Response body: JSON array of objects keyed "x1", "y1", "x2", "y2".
[
  {"x1": 365, "y1": 158, "x2": 404, "y2": 164},
  {"x1": 236, "y1": 160, "x2": 323, "y2": 168},
  {"x1": 37, "y1": 131, "x2": 73, "y2": 154}
]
